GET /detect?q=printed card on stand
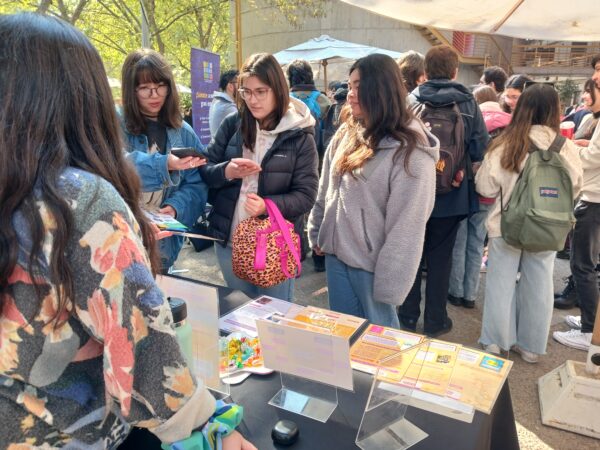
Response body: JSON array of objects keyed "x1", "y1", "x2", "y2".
[{"x1": 256, "y1": 317, "x2": 354, "y2": 391}]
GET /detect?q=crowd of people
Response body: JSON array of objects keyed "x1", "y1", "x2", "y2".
[{"x1": 1, "y1": 10, "x2": 598, "y2": 450}]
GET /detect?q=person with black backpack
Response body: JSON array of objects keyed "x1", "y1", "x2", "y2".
[
  {"x1": 475, "y1": 84, "x2": 582, "y2": 363},
  {"x1": 398, "y1": 45, "x2": 490, "y2": 337}
]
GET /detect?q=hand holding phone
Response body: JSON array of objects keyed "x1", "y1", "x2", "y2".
[
  {"x1": 168, "y1": 148, "x2": 207, "y2": 171},
  {"x1": 170, "y1": 147, "x2": 206, "y2": 159}
]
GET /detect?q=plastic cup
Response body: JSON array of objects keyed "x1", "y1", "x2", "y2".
[{"x1": 560, "y1": 121, "x2": 575, "y2": 139}]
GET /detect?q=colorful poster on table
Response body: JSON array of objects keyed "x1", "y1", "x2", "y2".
[{"x1": 190, "y1": 48, "x2": 220, "y2": 146}]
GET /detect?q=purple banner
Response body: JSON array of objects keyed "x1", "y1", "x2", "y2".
[{"x1": 190, "y1": 48, "x2": 220, "y2": 146}]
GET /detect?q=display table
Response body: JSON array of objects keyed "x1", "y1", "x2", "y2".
[{"x1": 121, "y1": 279, "x2": 520, "y2": 450}]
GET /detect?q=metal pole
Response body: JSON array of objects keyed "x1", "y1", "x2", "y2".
[
  {"x1": 140, "y1": 1, "x2": 150, "y2": 48},
  {"x1": 235, "y1": 0, "x2": 242, "y2": 68}
]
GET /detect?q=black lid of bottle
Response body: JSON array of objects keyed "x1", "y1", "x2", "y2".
[{"x1": 168, "y1": 297, "x2": 187, "y2": 323}]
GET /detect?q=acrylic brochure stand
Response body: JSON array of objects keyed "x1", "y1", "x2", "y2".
[
  {"x1": 156, "y1": 275, "x2": 230, "y2": 398},
  {"x1": 256, "y1": 316, "x2": 354, "y2": 423},
  {"x1": 356, "y1": 340, "x2": 475, "y2": 450}
]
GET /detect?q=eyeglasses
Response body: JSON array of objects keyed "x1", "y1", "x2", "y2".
[
  {"x1": 238, "y1": 87, "x2": 271, "y2": 101},
  {"x1": 136, "y1": 83, "x2": 170, "y2": 99}
]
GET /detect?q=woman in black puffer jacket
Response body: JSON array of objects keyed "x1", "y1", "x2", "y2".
[{"x1": 199, "y1": 53, "x2": 318, "y2": 301}]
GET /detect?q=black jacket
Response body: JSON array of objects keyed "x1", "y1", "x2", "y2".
[
  {"x1": 199, "y1": 113, "x2": 319, "y2": 245},
  {"x1": 413, "y1": 79, "x2": 490, "y2": 217}
]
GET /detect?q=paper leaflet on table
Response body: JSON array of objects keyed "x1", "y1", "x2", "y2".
[
  {"x1": 144, "y1": 209, "x2": 222, "y2": 241},
  {"x1": 219, "y1": 296, "x2": 365, "y2": 339},
  {"x1": 372, "y1": 339, "x2": 512, "y2": 414},
  {"x1": 350, "y1": 324, "x2": 424, "y2": 374},
  {"x1": 219, "y1": 296, "x2": 305, "y2": 337},
  {"x1": 285, "y1": 305, "x2": 367, "y2": 339}
]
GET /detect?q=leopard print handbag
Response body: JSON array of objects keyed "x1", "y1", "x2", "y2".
[{"x1": 231, "y1": 199, "x2": 302, "y2": 288}]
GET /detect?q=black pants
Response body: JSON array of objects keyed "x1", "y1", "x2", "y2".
[
  {"x1": 399, "y1": 216, "x2": 463, "y2": 333},
  {"x1": 571, "y1": 200, "x2": 600, "y2": 333}
]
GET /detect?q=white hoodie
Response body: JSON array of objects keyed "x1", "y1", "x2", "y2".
[
  {"x1": 579, "y1": 119, "x2": 600, "y2": 203},
  {"x1": 230, "y1": 97, "x2": 315, "y2": 237}
]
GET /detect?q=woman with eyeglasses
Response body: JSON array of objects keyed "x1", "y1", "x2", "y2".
[
  {"x1": 501, "y1": 74, "x2": 533, "y2": 113},
  {"x1": 121, "y1": 49, "x2": 208, "y2": 273},
  {"x1": 199, "y1": 53, "x2": 319, "y2": 301}
]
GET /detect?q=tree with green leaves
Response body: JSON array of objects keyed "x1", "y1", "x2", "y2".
[{"x1": 1, "y1": 0, "x2": 328, "y2": 84}]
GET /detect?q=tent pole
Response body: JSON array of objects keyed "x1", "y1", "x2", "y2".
[
  {"x1": 491, "y1": 0, "x2": 525, "y2": 33},
  {"x1": 322, "y1": 59, "x2": 328, "y2": 92}
]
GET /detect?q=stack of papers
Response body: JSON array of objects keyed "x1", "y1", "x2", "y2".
[
  {"x1": 219, "y1": 296, "x2": 366, "y2": 339},
  {"x1": 350, "y1": 326, "x2": 512, "y2": 414}
]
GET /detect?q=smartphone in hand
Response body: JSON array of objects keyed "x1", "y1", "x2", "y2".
[{"x1": 171, "y1": 147, "x2": 207, "y2": 160}]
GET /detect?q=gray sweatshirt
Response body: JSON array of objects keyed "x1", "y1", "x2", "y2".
[{"x1": 308, "y1": 120, "x2": 439, "y2": 306}]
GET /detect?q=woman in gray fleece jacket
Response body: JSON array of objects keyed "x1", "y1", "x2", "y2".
[{"x1": 308, "y1": 54, "x2": 439, "y2": 328}]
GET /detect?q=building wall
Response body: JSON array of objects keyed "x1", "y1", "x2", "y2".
[{"x1": 235, "y1": 0, "x2": 483, "y2": 88}]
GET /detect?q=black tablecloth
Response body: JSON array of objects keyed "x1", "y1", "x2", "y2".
[{"x1": 121, "y1": 279, "x2": 520, "y2": 450}]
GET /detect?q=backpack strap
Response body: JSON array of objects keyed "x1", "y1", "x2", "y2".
[
  {"x1": 548, "y1": 134, "x2": 566, "y2": 153},
  {"x1": 528, "y1": 134, "x2": 566, "y2": 154}
]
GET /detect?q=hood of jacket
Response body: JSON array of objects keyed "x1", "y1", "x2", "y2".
[
  {"x1": 413, "y1": 79, "x2": 474, "y2": 106},
  {"x1": 212, "y1": 91, "x2": 235, "y2": 104},
  {"x1": 263, "y1": 96, "x2": 316, "y2": 136},
  {"x1": 481, "y1": 108, "x2": 512, "y2": 133}
]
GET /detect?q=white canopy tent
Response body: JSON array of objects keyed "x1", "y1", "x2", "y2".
[
  {"x1": 338, "y1": 0, "x2": 600, "y2": 42},
  {"x1": 274, "y1": 35, "x2": 403, "y2": 88}
]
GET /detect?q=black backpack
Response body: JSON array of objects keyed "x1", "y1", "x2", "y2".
[{"x1": 413, "y1": 101, "x2": 466, "y2": 194}]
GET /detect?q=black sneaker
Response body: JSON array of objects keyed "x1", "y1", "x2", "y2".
[
  {"x1": 556, "y1": 249, "x2": 570, "y2": 260},
  {"x1": 399, "y1": 316, "x2": 417, "y2": 332},
  {"x1": 462, "y1": 299, "x2": 475, "y2": 309},
  {"x1": 447, "y1": 294, "x2": 464, "y2": 307},
  {"x1": 424, "y1": 318, "x2": 453, "y2": 338},
  {"x1": 554, "y1": 276, "x2": 578, "y2": 309}
]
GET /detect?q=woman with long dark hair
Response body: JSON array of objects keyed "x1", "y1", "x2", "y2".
[
  {"x1": 200, "y1": 53, "x2": 319, "y2": 301},
  {"x1": 308, "y1": 54, "x2": 439, "y2": 327},
  {"x1": 0, "y1": 13, "x2": 253, "y2": 450},
  {"x1": 121, "y1": 49, "x2": 207, "y2": 273},
  {"x1": 476, "y1": 84, "x2": 582, "y2": 362}
]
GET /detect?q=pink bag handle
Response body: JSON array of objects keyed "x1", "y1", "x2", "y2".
[{"x1": 253, "y1": 199, "x2": 302, "y2": 278}]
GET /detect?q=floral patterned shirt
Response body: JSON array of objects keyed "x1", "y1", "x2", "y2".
[{"x1": 0, "y1": 168, "x2": 214, "y2": 449}]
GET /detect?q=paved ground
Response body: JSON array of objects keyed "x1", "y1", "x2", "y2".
[{"x1": 173, "y1": 241, "x2": 600, "y2": 450}]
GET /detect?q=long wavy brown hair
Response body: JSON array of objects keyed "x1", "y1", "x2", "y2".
[
  {"x1": 336, "y1": 54, "x2": 420, "y2": 175},
  {"x1": 487, "y1": 83, "x2": 560, "y2": 173},
  {"x1": 0, "y1": 13, "x2": 160, "y2": 325}
]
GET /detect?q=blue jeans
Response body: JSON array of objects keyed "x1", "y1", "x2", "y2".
[
  {"x1": 325, "y1": 254, "x2": 400, "y2": 328},
  {"x1": 449, "y1": 203, "x2": 491, "y2": 301},
  {"x1": 214, "y1": 244, "x2": 295, "y2": 301},
  {"x1": 479, "y1": 237, "x2": 555, "y2": 355}
]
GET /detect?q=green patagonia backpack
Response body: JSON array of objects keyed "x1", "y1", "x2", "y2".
[{"x1": 501, "y1": 134, "x2": 575, "y2": 252}]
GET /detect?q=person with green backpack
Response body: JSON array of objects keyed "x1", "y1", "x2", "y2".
[{"x1": 475, "y1": 83, "x2": 582, "y2": 363}]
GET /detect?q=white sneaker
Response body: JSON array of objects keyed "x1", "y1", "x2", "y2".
[
  {"x1": 512, "y1": 345, "x2": 539, "y2": 363},
  {"x1": 553, "y1": 329, "x2": 592, "y2": 351},
  {"x1": 484, "y1": 344, "x2": 501, "y2": 355},
  {"x1": 564, "y1": 315, "x2": 582, "y2": 329}
]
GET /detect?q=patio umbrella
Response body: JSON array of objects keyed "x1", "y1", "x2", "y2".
[
  {"x1": 274, "y1": 35, "x2": 403, "y2": 88},
  {"x1": 338, "y1": 0, "x2": 600, "y2": 41}
]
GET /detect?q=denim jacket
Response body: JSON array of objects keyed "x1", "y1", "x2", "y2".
[{"x1": 123, "y1": 120, "x2": 208, "y2": 268}]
